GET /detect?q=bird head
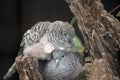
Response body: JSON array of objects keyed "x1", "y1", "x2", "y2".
[
  {"x1": 52, "y1": 49, "x2": 67, "y2": 67},
  {"x1": 47, "y1": 21, "x2": 76, "y2": 52}
]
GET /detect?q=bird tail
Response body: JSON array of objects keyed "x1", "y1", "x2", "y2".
[{"x1": 3, "y1": 61, "x2": 16, "y2": 80}]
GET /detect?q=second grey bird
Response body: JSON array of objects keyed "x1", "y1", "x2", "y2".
[{"x1": 44, "y1": 49, "x2": 85, "y2": 80}]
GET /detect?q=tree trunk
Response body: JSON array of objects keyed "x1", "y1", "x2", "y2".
[{"x1": 66, "y1": 0, "x2": 120, "y2": 80}]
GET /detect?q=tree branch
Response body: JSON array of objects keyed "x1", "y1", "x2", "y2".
[{"x1": 66, "y1": 0, "x2": 120, "y2": 80}]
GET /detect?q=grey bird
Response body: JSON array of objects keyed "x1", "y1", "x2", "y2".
[
  {"x1": 21, "y1": 21, "x2": 76, "y2": 60},
  {"x1": 44, "y1": 49, "x2": 85, "y2": 80},
  {"x1": 4, "y1": 21, "x2": 77, "y2": 79}
]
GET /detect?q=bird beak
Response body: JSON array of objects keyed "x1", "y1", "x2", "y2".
[
  {"x1": 55, "y1": 59, "x2": 60, "y2": 67},
  {"x1": 55, "y1": 59, "x2": 60, "y2": 63}
]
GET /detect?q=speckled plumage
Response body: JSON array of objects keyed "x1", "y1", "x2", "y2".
[
  {"x1": 44, "y1": 50, "x2": 85, "y2": 80},
  {"x1": 21, "y1": 21, "x2": 76, "y2": 60}
]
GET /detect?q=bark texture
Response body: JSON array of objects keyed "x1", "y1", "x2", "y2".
[
  {"x1": 16, "y1": 54, "x2": 44, "y2": 80},
  {"x1": 66, "y1": 0, "x2": 120, "y2": 80}
]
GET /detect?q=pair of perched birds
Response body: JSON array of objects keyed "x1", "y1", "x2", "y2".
[{"x1": 4, "y1": 21, "x2": 85, "y2": 80}]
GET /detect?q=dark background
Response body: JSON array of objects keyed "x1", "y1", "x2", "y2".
[{"x1": 0, "y1": 0, "x2": 119, "y2": 80}]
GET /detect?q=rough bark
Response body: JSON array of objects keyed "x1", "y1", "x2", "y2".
[
  {"x1": 16, "y1": 54, "x2": 44, "y2": 80},
  {"x1": 66, "y1": 0, "x2": 120, "y2": 80}
]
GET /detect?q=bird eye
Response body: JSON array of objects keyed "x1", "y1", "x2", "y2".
[
  {"x1": 62, "y1": 55, "x2": 64, "y2": 58},
  {"x1": 63, "y1": 32, "x2": 68, "y2": 37}
]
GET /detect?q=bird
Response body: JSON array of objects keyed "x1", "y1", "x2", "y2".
[
  {"x1": 21, "y1": 21, "x2": 76, "y2": 60},
  {"x1": 44, "y1": 49, "x2": 85, "y2": 80},
  {"x1": 4, "y1": 21, "x2": 77, "y2": 79}
]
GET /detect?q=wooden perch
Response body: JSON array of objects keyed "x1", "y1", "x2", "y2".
[
  {"x1": 66, "y1": 0, "x2": 120, "y2": 80},
  {"x1": 16, "y1": 54, "x2": 44, "y2": 80}
]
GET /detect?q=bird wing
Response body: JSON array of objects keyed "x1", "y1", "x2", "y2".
[{"x1": 20, "y1": 21, "x2": 51, "y2": 48}]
